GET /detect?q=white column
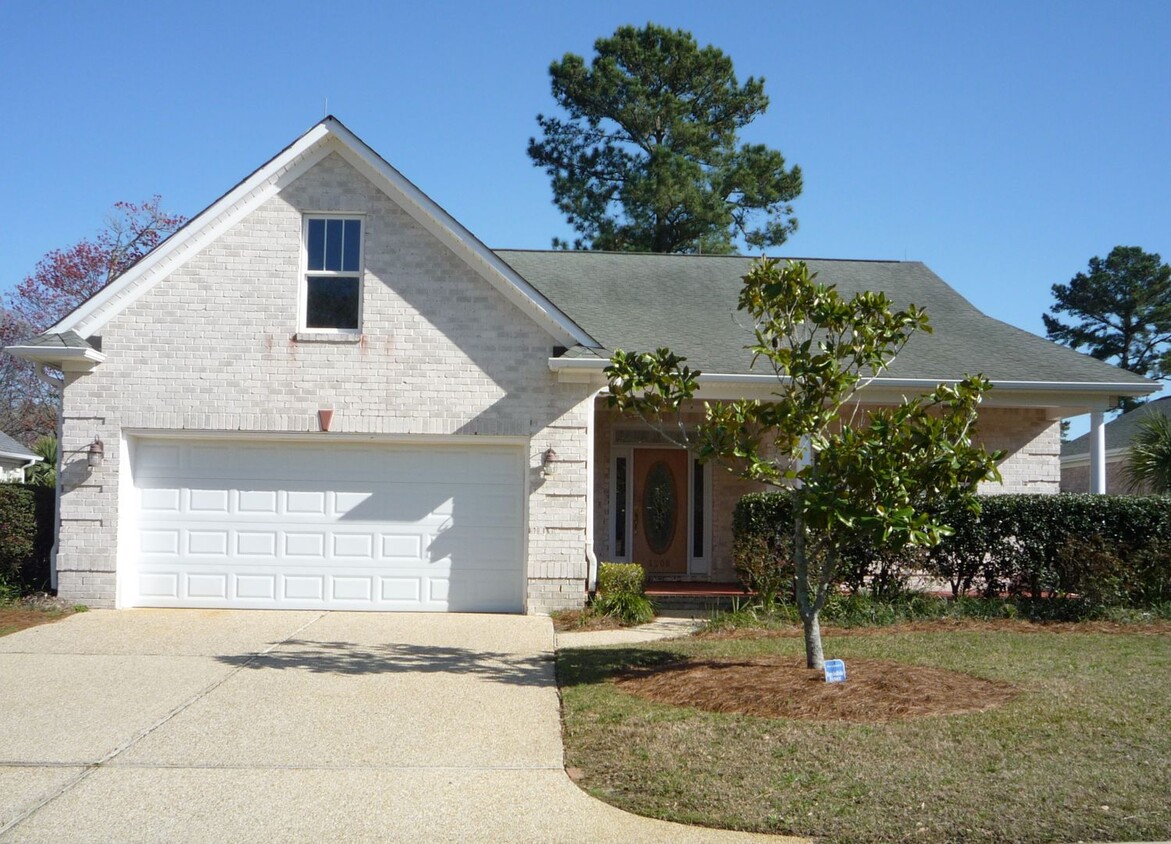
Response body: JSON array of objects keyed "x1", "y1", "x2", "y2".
[
  {"x1": 584, "y1": 391, "x2": 598, "y2": 591},
  {"x1": 1089, "y1": 410, "x2": 1107, "y2": 494}
]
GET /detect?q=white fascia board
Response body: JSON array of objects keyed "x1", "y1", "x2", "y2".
[
  {"x1": 0, "y1": 451, "x2": 40, "y2": 464},
  {"x1": 325, "y1": 121, "x2": 596, "y2": 350},
  {"x1": 5, "y1": 345, "x2": 106, "y2": 366},
  {"x1": 549, "y1": 361, "x2": 1152, "y2": 410},
  {"x1": 53, "y1": 125, "x2": 334, "y2": 338},
  {"x1": 548, "y1": 357, "x2": 607, "y2": 371}
]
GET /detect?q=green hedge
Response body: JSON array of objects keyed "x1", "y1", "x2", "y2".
[
  {"x1": 0, "y1": 484, "x2": 55, "y2": 596},
  {"x1": 927, "y1": 494, "x2": 1171, "y2": 608},
  {"x1": 733, "y1": 491, "x2": 1171, "y2": 612},
  {"x1": 733, "y1": 492, "x2": 921, "y2": 601},
  {"x1": 592, "y1": 562, "x2": 654, "y2": 624}
]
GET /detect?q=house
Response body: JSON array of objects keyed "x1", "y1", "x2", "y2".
[
  {"x1": 0, "y1": 431, "x2": 40, "y2": 483},
  {"x1": 7, "y1": 117, "x2": 1157, "y2": 613},
  {"x1": 1061, "y1": 396, "x2": 1171, "y2": 493}
]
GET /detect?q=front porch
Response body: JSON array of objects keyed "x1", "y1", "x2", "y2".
[{"x1": 644, "y1": 579, "x2": 753, "y2": 612}]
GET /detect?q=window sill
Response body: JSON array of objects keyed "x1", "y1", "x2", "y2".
[{"x1": 293, "y1": 332, "x2": 363, "y2": 344}]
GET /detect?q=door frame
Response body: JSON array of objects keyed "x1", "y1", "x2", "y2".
[{"x1": 609, "y1": 440, "x2": 711, "y2": 576}]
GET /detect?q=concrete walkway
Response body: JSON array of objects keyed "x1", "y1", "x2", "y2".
[
  {"x1": 0, "y1": 610, "x2": 798, "y2": 842},
  {"x1": 555, "y1": 613, "x2": 705, "y2": 649}
]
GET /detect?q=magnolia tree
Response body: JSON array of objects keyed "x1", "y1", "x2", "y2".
[
  {"x1": 606, "y1": 258, "x2": 1003, "y2": 668},
  {"x1": 0, "y1": 197, "x2": 185, "y2": 442}
]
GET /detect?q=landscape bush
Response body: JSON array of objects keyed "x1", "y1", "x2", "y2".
[
  {"x1": 0, "y1": 484, "x2": 54, "y2": 599},
  {"x1": 733, "y1": 491, "x2": 1171, "y2": 616},
  {"x1": 592, "y1": 562, "x2": 655, "y2": 625}
]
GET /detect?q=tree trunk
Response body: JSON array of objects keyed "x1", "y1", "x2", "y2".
[
  {"x1": 792, "y1": 502, "x2": 825, "y2": 670},
  {"x1": 802, "y1": 610, "x2": 824, "y2": 670}
]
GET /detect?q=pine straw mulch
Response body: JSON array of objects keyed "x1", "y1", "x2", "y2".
[
  {"x1": 613, "y1": 656, "x2": 1019, "y2": 722},
  {"x1": 0, "y1": 594, "x2": 79, "y2": 637}
]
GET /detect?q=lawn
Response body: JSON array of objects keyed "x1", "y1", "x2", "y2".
[{"x1": 558, "y1": 622, "x2": 1171, "y2": 844}]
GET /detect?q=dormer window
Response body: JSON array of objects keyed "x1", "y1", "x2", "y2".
[{"x1": 302, "y1": 216, "x2": 363, "y2": 331}]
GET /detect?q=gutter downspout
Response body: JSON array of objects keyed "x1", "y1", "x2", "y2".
[
  {"x1": 36, "y1": 364, "x2": 64, "y2": 590},
  {"x1": 585, "y1": 391, "x2": 599, "y2": 593}
]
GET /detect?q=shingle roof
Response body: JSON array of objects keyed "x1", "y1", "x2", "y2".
[
  {"x1": 495, "y1": 250, "x2": 1154, "y2": 386},
  {"x1": 17, "y1": 330, "x2": 95, "y2": 350},
  {"x1": 1062, "y1": 396, "x2": 1171, "y2": 458},
  {"x1": 0, "y1": 431, "x2": 36, "y2": 459}
]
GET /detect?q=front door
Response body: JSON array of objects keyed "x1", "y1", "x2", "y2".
[{"x1": 632, "y1": 448, "x2": 689, "y2": 575}]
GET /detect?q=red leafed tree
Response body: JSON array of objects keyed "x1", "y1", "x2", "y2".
[{"x1": 1, "y1": 197, "x2": 186, "y2": 443}]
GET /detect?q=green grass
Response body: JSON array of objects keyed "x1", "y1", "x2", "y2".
[
  {"x1": 558, "y1": 625, "x2": 1171, "y2": 844},
  {"x1": 702, "y1": 593, "x2": 1171, "y2": 633}
]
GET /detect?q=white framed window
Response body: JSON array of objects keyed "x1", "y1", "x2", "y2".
[{"x1": 301, "y1": 215, "x2": 363, "y2": 332}]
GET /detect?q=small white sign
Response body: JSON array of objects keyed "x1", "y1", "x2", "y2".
[{"x1": 824, "y1": 659, "x2": 847, "y2": 683}]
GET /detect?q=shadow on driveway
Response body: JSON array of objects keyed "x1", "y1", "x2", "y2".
[{"x1": 216, "y1": 639, "x2": 553, "y2": 685}]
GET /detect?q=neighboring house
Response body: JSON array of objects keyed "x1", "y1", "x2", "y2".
[
  {"x1": 0, "y1": 431, "x2": 40, "y2": 483},
  {"x1": 1061, "y1": 397, "x2": 1171, "y2": 493},
  {"x1": 7, "y1": 117, "x2": 1157, "y2": 613}
]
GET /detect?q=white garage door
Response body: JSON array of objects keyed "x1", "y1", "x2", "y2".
[{"x1": 127, "y1": 438, "x2": 525, "y2": 612}]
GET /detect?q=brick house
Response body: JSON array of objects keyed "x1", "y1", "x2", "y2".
[{"x1": 8, "y1": 117, "x2": 1156, "y2": 613}]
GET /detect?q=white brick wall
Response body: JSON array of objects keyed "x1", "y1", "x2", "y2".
[{"x1": 57, "y1": 152, "x2": 593, "y2": 612}]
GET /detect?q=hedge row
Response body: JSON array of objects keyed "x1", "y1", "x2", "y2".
[
  {"x1": 733, "y1": 492, "x2": 1171, "y2": 610},
  {"x1": 0, "y1": 484, "x2": 55, "y2": 596}
]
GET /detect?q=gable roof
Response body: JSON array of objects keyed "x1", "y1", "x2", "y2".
[
  {"x1": 498, "y1": 250, "x2": 1156, "y2": 393},
  {"x1": 1062, "y1": 396, "x2": 1171, "y2": 458},
  {"x1": 49, "y1": 117, "x2": 596, "y2": 349}
]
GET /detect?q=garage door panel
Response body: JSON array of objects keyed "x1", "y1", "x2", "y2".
[{"x1": 130, "y1": 439, "x2": 525, "y2": 612}]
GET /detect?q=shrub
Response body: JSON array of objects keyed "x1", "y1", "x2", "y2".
[
  {"x1": 597, "y1": 561, "x2": 646, "y2": 595},
  {"x1": 593, "y1": 562, "x2": 655, "y2": 625},
  {"x1": 735, "y1": 490, "x2": 1171, "y2": 615},
  {"x1": 733, "y1": 491, "x2": 918, "y2": 601},
  {"x1": 0, "y1": 484, "x2": 54, "y2": 598}
]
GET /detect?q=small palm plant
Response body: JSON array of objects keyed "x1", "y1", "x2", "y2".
[
  {"x1": 26, "y1": 435, "x2": 57, "y2": 488},
  {"x1": 1125, "y1": 413, "x2": 1171, "y2": 493}
]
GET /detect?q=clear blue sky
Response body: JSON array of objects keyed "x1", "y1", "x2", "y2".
[{"x1": 3, "y1": 1, "x2": 1169, "y2": 431}]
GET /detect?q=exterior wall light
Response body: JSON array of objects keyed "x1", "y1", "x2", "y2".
[
  {"x1": 542, "y1": 447, "x2": 559, "y2": 477},
  {"x1": 86, "y1": 438, "x2": 105, "y2": 468}
]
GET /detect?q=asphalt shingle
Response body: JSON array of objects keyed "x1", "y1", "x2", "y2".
[{"x1": 497, "y1": 250, "x2": 1153, "y2": 386}]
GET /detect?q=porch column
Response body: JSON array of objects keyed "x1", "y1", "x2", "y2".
[{"x1": 1089, "y1": 410, "x2": 1106, "y2": 494}]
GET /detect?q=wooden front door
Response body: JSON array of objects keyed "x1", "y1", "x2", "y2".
[{"x1": 632, "y1": 448, "x2": 689, "y2": 575}]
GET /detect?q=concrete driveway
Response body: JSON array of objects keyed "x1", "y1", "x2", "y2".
[{"x1": 0, "y1": 610, "x2": 795, "y2": 843}]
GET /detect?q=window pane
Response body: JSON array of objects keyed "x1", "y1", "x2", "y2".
[
  {"x1": 342, "y1": 219, "x2": 361, "y2": 272},
  {"x1": 615, "y1": 457, "x2": 627, "y2": 558},
  {"x1": 324, "y1": 219, "x2": 344, "y2": 270},
  {"x1": 306, "y1": 276, "x2": 359, "y2": 329},
  {"x1": 306, "y1": 219, "x2": 325, "y2": 271},
  {"x1": 692, "y1": 459, "x2": 704, "y2": 558}
]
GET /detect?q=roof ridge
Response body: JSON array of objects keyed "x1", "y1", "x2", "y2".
[{"x1": 493, "y1": 248, "x2": 908, "y2": 264}]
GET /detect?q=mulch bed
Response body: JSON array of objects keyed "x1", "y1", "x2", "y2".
[
  {"x1": 613, "y1": 656, "x2": 1019, "y2": 722},
  {"x1": 0, "y1": 594, "x2": 78, "y2": 636},
  {"x1": 0, "y1": 608, "x2": 73, "y2": 636}
]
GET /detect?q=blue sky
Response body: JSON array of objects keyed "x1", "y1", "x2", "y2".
[{"x1": 3, "y1": 1, "x2": 1169, "y2": 430}]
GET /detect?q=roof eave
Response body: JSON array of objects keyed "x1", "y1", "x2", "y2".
[
  {"x1": 5, "y1": 344, "x2": 106, "y2": 369},
  {"x1": 549, "y1": 359, "x2": 1155, "y2": 412}
]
